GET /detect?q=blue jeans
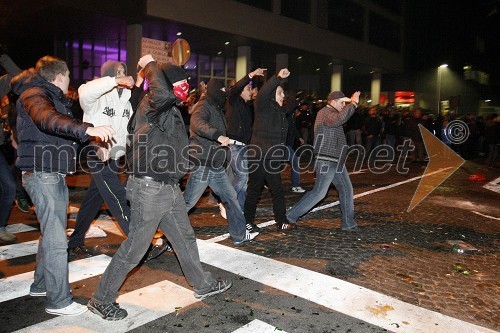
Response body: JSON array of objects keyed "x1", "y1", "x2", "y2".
[
  {"x1": 0, "y1": 150, "x2": 16, "y2": 228},
  {"x1": 286, "y1": 160, "x2": 357, "y2": 230},
  {"x1": 285, "y1": 145, "x2": 301, "y2": 187},
  {"x1": 93, "y1": 176, "x2": 215, "y2": 303},
  {"x1": 22, "y1": 171, "x2": 73, "y2": 309},
  {"x1": 68, "y1": 158, "x2": 130, "y2": 248},
  {"x1": 184, "y1": 166, "x2": 246, "y2": 242},
  {"x1": 228, "y1": 145, "x2": 248, "y2": 210}
]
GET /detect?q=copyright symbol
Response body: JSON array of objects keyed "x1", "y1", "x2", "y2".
[{"x1": 445, "y1": 120, "x2": 469, "y2": 144}]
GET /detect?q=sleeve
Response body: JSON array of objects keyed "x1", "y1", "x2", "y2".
[
  {"x1": 78, "y1": 76, "x2": 117, "y2": 114},
  {"x1": 228, "y1": 74, "x2": 251, "y2": 100},
  {"x1": 143, "y1": 61, "x2": 176, "y2": 112},
  {"x1": 190, "y1": 102, "x2": 223, "y2": 141},
  {"x1": 319, "y1": 103, "x2": 357, "y2": 128},
  {"x1": 20, "y1": 89, "x2": 92, "y2": 142}
]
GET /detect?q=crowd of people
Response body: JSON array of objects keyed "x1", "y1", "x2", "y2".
[{"x1": 0, "y1": 49, "x2": 498, "y2": 322}]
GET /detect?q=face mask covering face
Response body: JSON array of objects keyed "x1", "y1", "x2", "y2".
[{"x1": 173, "y1": 81, "x2": 190, "y2": 102}]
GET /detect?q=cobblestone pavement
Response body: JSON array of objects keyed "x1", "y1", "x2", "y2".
[{"x1": 189, "y1": 159, "x2": 500, "y2": 331}]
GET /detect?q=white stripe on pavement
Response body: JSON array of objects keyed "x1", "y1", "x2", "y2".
[
  {"x1": 232, "y1": 319, "x2": 288, "y2": 333},
  {"x1": 197, "y1": 240, "x2": 496, "y2": 333},
  {"x1": 0, "y1": 240, "x2": 38, "y2": 260},
  {"x1": 0, "y1": 254, "x2": 111, "y2": 303},
  {"x1": 483, "y1": 176, "x2": 500, "y2": 194},
  {"x1": 6, "y1": 223, "x2": 38, "y2": 234},
  {"x1": 15, "y1": 279, "x2": 198, "y2": 333}
]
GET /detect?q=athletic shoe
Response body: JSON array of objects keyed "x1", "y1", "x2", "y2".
[
  {"x1": 233, "y1": 230, "x2": 259, "y2": 246},
  {"x1": 0, "y1": 227, "x2": 16, "y2": 242},
  {"x1": 194, "y1": 278, "x2": 232, "y2": 300},
  {"x1": 87, "y1": 298, "x2": 128, "y2": 321},
  {"x1": 276, "y1": 222, "x2": 297, "y2": 231},
  {"x1": 29, "y1": 291, "x2": 47, "y2": 297},
  {"x1": 291, "y1": 186, "x2": 306, "y2": 193},
  {"x1": 46, "y1": 301, "x2": 88, "y2": 316},
  {"x1": 67, "y1": 245, "x2": 93, "y2": 259},
  {"x1": 217, "y1": 203, "x2": 227, "y2": 219},
  {"x1": 246, "y1": 223, "x2": 261, "y2": 232},
  {"x1": 144, "y1": 237, "x2": 173, "y2": 262},
  {"x1": 15, "y1": 197, "x2": 31, "y2": 213}
]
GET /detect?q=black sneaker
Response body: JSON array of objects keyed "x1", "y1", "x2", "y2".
[
  {"x1": 87, "y1": 298, "x2": 128, "y2": 321},
  {"x1": 245, "y1": 223, "x2": 261, "y2": 232},
  {"x1": 15, "y1": 197, "x2": 31, "y2": 213},
  {"x1": 144, "y1": 238, "x2": 173, "y2": 262},
  {"x1": 194, "y1": 278, "x2": 232, "y2": 300},
  {"x1": 277, "y1": 222, "x2": 297, "y2": 232},
  {"x1": 67, "y1": 245, "x2": 93, "y2": 259}
]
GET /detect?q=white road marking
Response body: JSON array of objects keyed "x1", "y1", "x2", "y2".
[
  {"x1": 232, "y1": 319, "x2": 288, "y2": 333},
  {"x1": 0, "y1": 240, "x2": 38, "y2": 260},
  {"x1": 14, "y1": 280, "x2": 198, "y2": 333},
  {"x1": 0, "y1": 254, "x2": 111, "y2": 303},
  {"x1": 483, "y1": 176, "x2": 500, "y2": 194},
  {"x1": 6, "y1": 223, "x2": 37, "y2": 234},
  {"x1": 472, "y1": 211, "x2": 500, "y2": 221},
  {"x1": 197, "y1": 240, "x2": 496, "y2": 333}
]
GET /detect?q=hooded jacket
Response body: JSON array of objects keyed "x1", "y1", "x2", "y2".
[
  {"x1": 10, "y1": 68, "x2": 92, "y2": 173},
  {"x1": 189, "y1": 79, "x2": 228, "y2": 169},
  {"x1": 78, "y1": 61, "x2": 132, "y2": 159},
  {"x1": 248, "y1": 75, "x2": 288, "y2": 160},
  {"x1": 127, "y1": 61, "x2": 189, "y2": 184}
]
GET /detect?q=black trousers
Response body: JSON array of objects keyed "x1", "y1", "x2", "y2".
[
  {"x1": 244, "y1": 159, "x2": 287, "y2": 225},
  {"x1": 68, "y1": 158, "x2": 130, "y2": 248}
]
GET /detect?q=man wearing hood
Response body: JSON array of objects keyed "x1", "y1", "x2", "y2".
[
  {"x1": 67, "y1": 60, "x2": 135, "y2": 258},
  {"x1": 10, "y1": 55, "x2": 115, "y2": 316},
  {"x1": 183, "y1": 78, "x2": 259, "y2": 245},
  {"x1": 244, "y1": 68, "x2": 292, "y2": 231},
  {"x1": 87, "y1": 55, "x2": 232, "y2": 321}
]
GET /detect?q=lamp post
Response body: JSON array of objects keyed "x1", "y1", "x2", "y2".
[{"x1": 436, "y1": 64, "x2": 448, "y2": 116}]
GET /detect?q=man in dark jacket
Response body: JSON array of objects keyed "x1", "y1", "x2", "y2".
[
  {"x1": 287, "y1": 90, "x2": 361, "y2": 231},
  {"x1": 10, "y1": 55, "x2": 115, "y2": 316},
  {"x1": 244, "y1": 68, "x2": 292, "y2": 231},
  {"x1": 88, "y1": 55, "x2": 232, "y2": 321},
  {"x1": 225, "y1": 68, "x2": 265, "y2": 221},
  {"x1": 183, "y1": 78, "x2": 259, "y2": 245}
]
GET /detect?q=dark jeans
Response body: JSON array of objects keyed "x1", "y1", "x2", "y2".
[
  {"x1": 0, "y1": 150, "x2": 15, "y2": 228},
  {"x1": 23, "y1": 171, "x2": 73, "y2": 309},
  {"x1": 244, "y1": 159, "x2": 287, "y2": 225},
  {"x1": 93, "y1": 176, "x2": 215, "y2": 303},
  {"x1": 68, "y1": 159, "x2": 130, "y2": 248}
]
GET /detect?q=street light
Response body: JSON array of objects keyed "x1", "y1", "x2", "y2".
[{"x1": 437, "y1": 64, "x2": 448, "y2": 116}]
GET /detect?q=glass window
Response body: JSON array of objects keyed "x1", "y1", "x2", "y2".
[
  {"x1": 281, "y1": 0, "x2": 311, "y2": 23},
  {"x1": 198, "y1": 54, "x2": 211, "y2": 76},
  {"x1": 369, "y1": 12, "x2": 401, "y2": 52},
  {"x1": 232, "y1": 0, "x2": 272, "y2": 11},
  {"x1": 213, "y1": 56, "x2": 225, "y2": 78},
  {"x1": 327, "y1": 0, "x2": 364, "y2": 40},
  {"x1": 226, "y1": 58, "x2": 236, "y2": 79}
]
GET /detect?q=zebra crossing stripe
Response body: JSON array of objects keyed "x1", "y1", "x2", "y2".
[
  {"x1": 0, "y1": 240, "x2": 38, "y2": 260},
  {"x1": 197, "y1": 240, "x2": 497, "y2": 333},
  {"x1": 6, "y1": 223, "x2": 38, "y2": 234},
  {"x1": 0, "y1": 254, "x2": 111, "y2": 303},
  {"x1": 232, "y1": 319, "x2": 288, "y2": 333},
  {"x1": 13, "y1": 279, "x2": 198, "y2": 333}
]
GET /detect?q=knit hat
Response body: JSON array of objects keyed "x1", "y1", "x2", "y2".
[
  {"x1": 327, "y1": 91, "x2": 350, "y2": 102},
  {"x1": 100, "y1": 61, "x2": 127, "y2": 77},
  {"x1": 161, "y1": 63, "x2": 187, "y2": 84}
]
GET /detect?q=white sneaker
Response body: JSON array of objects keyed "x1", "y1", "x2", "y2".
[
  {"x1": 46, "y1": 301, "x2": 88, "y2": 316},
  {"x1": 217, "y1": 203, "x2": 227, "y2": 219},
  {"x1": 233, "y1": 230, "x2": 259, "y2": 246},
  {"x1": 291, "y1": 186, "x2": 305, "y2": 193}
]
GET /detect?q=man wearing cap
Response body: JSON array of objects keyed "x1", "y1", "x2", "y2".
[
  {"x1": 88, "y1": 55, "x2": 232, "y2": 320},
  {"x1": 286, "y1": 90, "x2": 361, "y2": 231}
]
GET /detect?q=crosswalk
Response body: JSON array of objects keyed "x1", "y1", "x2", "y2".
[{"x1": 1, "y1": 223, "x2": 497, "y2": 333}]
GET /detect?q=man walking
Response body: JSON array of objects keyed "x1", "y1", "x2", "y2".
[
  {"x1": 286, "y1": 90, "x2": 361, "y2": 231},
  {"x1": 11, "y1": 55, "x2": 115, "y2": 316},
  {"x1": 88, "y1": 55, "x2": 232, "y2": 320}
]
